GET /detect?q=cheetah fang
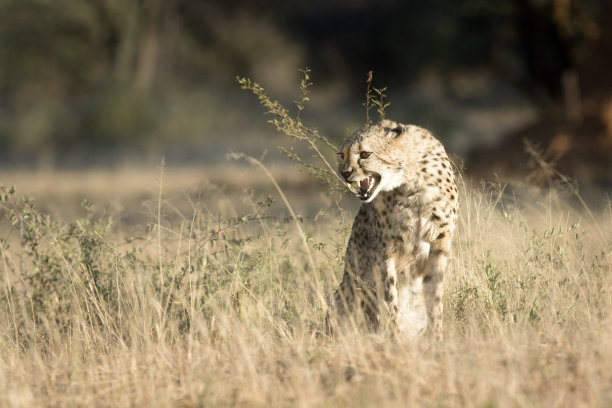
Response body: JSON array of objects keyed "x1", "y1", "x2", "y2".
[{"x1": 357, "y1": 174, "x2": 380, "y2": 200}]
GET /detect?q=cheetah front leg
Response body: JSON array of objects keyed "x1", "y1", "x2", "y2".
[
  {"x1": 382, "y1": 256, "x2": 399, "y2": 333},
  {"x1": 424, "y1": 239, "x2": 450, "y2": 341}
]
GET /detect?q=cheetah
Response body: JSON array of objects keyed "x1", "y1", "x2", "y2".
[{"x1": 328, "y1": 119, "x2": 458, "y2": 341}]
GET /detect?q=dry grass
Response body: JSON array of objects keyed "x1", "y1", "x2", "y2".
[{"x1": 1, "y1": 166, "x2": 611, "y2": 407}]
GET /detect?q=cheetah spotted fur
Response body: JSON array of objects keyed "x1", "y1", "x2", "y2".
[{"x1": 329, "y1": 119, "x2": 458, "y2": 340}]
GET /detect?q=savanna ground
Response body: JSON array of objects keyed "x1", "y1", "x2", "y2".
[{"x1": 1, "y1": 162, "x2": 611, "y2": 408}]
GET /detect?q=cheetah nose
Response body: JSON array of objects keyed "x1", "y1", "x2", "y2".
[{"x1": 341, "y1": 170, "x2": 353, "y2": 181}]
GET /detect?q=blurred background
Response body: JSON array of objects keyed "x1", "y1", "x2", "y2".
[{"x1": 1, "y1": 0, "x2": 611, "y2": 218}]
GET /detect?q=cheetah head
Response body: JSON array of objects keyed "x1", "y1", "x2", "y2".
[{"x1": 338, "y1": 119, "x2": 407, "y2": 203}]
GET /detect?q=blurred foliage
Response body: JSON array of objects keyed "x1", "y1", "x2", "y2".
[{"x1": 0, "y1": 0, "x2": 608, "y2": 154}]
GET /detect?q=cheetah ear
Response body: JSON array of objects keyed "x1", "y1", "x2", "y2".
[{"x1": 388, "y1": 125, "x2": 404, "y2": 138}]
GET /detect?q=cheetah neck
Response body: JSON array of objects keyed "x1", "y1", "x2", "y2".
[{"x1": 372, "y1": 182, "x2": 422, "y2": 213}]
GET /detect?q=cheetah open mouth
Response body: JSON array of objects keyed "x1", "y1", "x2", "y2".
[{"x1": 353, "y1": 174, "x2": 381, "y2": 201}]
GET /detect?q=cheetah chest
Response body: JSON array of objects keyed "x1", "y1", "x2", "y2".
[{"x1": 373, "y1": 189, "x2": 429, "y2": 271}]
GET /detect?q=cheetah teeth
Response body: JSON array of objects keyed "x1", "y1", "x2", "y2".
[
  {"x1": 360, "y1": 178, "x2": 370, "y2": 192},
  {"x1": 357, "y1": 176, "x2": 376, "y2": 200}
]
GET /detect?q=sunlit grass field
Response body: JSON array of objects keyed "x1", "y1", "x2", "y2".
[{"x1": 1, "y1": 166, "x2": 611, "y2": 407}]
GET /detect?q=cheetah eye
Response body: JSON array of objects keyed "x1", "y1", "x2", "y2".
[
  {"x1": 337, "y1": 152, "x2": 344, "y2": 160},
  {"x1": 359, "y1": 151, "x2": 371, "y2": 159}
]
